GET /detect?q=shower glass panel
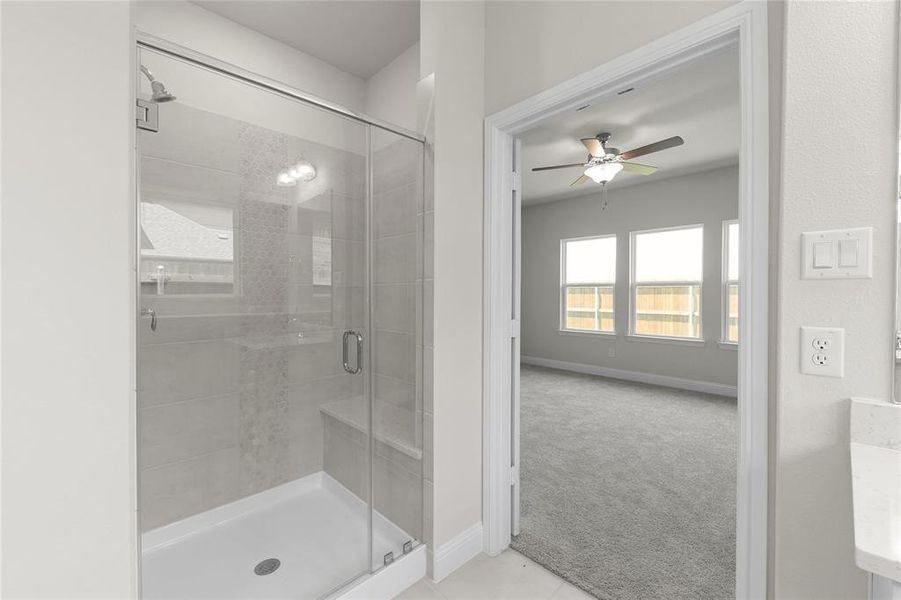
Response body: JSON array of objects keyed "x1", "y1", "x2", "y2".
[
  {"x1": 136, "y1": 45, "x2": 423, "y2": 600},
  {"x1": 369, "y1": 127, "x2": 425, "y2": 563}
]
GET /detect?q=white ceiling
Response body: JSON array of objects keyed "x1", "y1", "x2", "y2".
[
  {"x1": 193, "y1": 1, "x2": 420, "y2": 79},
  {"x1": 520, "y1": 44, "x2": 740, "y2": 205}
]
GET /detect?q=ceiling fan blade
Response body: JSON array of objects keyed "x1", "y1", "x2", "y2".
[
  {"x1": 581, "y1": 138, "x2": 604, "y2": 157},
  {"x1": 532, "y1": 162, "x2": 585, "y2": 172},
  {"x1": 570, "y1": 174, "x2": 590, "y2": 186},
  {"x1": 620, "y1": 136, "x2": 684, "y2": 160},
  {"x1": 621, "y1": 162, "x2": 658, "y2": 175}
]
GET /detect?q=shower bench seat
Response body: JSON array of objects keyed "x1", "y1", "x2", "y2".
[{"x1": 319, "y1": 398, "x2": 424, "y2": 543}]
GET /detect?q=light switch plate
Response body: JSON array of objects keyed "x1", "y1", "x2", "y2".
[
  {"x1": 801, "y1": 227, "x2": 872, "y2": 279},
  {"x1": 800, "y1": 326, "x2": 844, "y2": 377}
]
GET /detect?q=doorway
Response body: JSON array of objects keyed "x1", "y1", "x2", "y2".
[{"x1": 483, "y1": 4, "x2": 769, "y2": 599}]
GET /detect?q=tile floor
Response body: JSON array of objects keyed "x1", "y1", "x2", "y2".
[{"x1": 395, "y1": 550, "x2": 594, "y2": 600}]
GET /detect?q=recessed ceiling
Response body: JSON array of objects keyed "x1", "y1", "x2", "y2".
[
  {"x1": 193, "y1": 1, "x2": 419, "y2": 79},
  {"x1": 520, "y1": 44, "x2": 740, "y2": 205}
]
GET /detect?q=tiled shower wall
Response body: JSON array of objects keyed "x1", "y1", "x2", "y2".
[
  {"x1": 372, "y1": 132, "x2": 424, "y2": 440},
  {"x1": 138, "y1": 103, "x2": 367, "y2": 531}
]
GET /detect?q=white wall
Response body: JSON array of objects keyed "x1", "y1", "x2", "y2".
[
  {"x1": 484, "y1": 1, "x2": 735, "y2": 114},
  {"x1": 419, "y1": 0, "x2": 486, "y2": 554},
  {"x1": 521, "y1": 166, "x2": 739, "y2": 389},
  {"x1": 773, "y1": 2, "x2": 898, "y2": 598},
  {"x1": 135, "y1": 1, "x2": 366, "y2": 112},
  {"x1": 0, "y1": 2, "x2": 136, "y2": 597},
  {"x1": 365, "y1": 43, "x2": 420, "y2": 133}
]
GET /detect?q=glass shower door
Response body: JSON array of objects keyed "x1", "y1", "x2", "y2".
[
  {"x1": 370, "y1": 127, "x2": 425, "y2": 567},
  {"x1": 137, "y1": 46, "x2": 373, "y2": 600}
]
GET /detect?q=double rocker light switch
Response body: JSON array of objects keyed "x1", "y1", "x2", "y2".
[{"x1": 802, "y1": 227, "x2": 872, "y2": 279}]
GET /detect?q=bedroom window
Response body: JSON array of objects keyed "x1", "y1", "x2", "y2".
[
  {"x1": 723, "y1": 220, "x2": 739, "y2": 343},
  {"x1": 631, "y1": 225, "x2": 703, "y2": 340},
  {"x1": 560, "y1": 235, "x2": 616, "y2": 333}
]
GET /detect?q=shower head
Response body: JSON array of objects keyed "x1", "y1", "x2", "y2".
[
  {"x1": 140, "y1": 64, "x2": 176, "y2": 103},
  {"x1": 149, "y1": 80, "x2": 176, "y2": 103}
]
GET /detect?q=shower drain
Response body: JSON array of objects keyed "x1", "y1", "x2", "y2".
[{"x1": 254, "y1": 558, "x2": 281, "y2": 576}]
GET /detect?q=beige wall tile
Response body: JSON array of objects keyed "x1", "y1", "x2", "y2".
[
  {"x1": 374, "y1": 330, "x2": 416, "y2": 382},
  {"x1": 374, "y1": 234, "x2": 417, "y2": 284},
  {"x1": 140, "y1": 393, "x2": 239, "y2": 469},
  {"x1": 374, "y1": 182, "x2": 420, "y2": 238},
  {"x1": 140, "y1": 447, "x2": 240, "y2": 531},
  {"x1": 374, "y1": 283, "x2": 417, "y2": 334},
  {"x1": 139, "y1": 340, "x2": 240, "y2": 407}
]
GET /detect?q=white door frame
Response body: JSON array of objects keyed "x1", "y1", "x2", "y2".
[{"x1": 481, "y1": 3, "x2": 769, "y2": 599}]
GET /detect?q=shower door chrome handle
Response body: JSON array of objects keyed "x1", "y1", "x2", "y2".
[
  {"x1": 142, "y1": 308, "x2": 157, "y2": 332},
  {"x1": 342, "y1": 330, "x2": 363, "y2": 374}
]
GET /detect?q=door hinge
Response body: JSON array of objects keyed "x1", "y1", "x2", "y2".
[
  {"x1": 510, "y1": 319, "x2": 520, "y2": 339},
  {"x1": 510, "y1": 464, "x2": 519, "y2": 486},
  {"x1": 512, "y1": 172, "x2": 522, "y2": 192},
  {"x1": 136, "y1": 99, "x2": 159, "y2": 132}
]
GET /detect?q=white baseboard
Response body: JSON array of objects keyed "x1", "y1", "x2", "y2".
[
  {"x1": 429, "y1": 522, "x2": 483, "y2": 582},
  {"x1": 521, "y1": 355, "x2": 737, "y2": 398}
]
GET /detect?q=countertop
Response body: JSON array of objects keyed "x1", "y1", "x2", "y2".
[{"x1": 850, "y1": 397, "x2": 901, "y2": 584}]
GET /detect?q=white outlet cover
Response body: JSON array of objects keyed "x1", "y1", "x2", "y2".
[{"x1": 800, "y1": 326, "x2": 844, "y2": 377}]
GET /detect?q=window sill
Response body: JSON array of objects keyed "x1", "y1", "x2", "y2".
[
  {"x1": 718, "y1": 341, "x2": 739, "y2": 350},
  {"x1": 558, "y1": 329, "x2": 617, "y2": 337},
  {"x1": 625, "y1": 334, "x2": 707, "y2": 347}
]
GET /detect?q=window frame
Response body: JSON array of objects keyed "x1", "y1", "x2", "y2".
[
  {"x1": 559, "y1": 234, "x2": 617, "y2": 335},
  {"x1": 629, "y1": 223, "x2": 705, "y2": 341},
  {"x1": 139, "y1": 196, "x2": 240, "y2": 298},
  {"x1": 722, "y1": 219, "x2": 739, "y2": 345}
]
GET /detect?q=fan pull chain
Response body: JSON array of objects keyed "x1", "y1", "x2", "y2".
[{"x1": 600, "y1": 183, "x2": 609, "y2": 210}]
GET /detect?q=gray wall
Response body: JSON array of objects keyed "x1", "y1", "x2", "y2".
[{"x1": 521, "y1": 165, "x2": 739, "y2": 387}]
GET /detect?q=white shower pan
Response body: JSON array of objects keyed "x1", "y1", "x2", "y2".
[{"x1": 141, "y1": 472, "x2": 425, "y2": 600}]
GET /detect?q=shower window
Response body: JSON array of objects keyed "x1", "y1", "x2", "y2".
[{"x1": 139, "y1": 198, "x2": 236, "y2": 296}]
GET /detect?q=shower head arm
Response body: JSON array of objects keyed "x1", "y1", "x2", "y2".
[{"x1": 140, "y1": 64, "x2": 157, "y2": 83}]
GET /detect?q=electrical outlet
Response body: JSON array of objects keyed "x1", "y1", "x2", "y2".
[
  {"x1": 800, "y1": 326, "x2": 844, "y2": 377},
  {"x1": 811, "y1": 337, "x2": 831, "y2": 351},
  {"x1": 608, "y1": 348, "x2": 615, "y2": 358}
]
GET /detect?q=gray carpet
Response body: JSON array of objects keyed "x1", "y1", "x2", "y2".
[{"x1": 511, "y1": 365, "x2": 736, "y2": 600}]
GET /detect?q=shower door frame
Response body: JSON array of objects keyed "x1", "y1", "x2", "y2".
[
  {"x1": 135, "y1": 33, "x2": 425, "y2": 144},
  {"x1": 133, "y1": 31, "x2": 426, "y2": 599}
]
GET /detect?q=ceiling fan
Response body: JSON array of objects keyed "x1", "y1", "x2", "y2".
[{"x1": 532, "y1": 132, "x2": 684, "y2": 186}]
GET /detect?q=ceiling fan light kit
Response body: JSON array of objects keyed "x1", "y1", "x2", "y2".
[{"x1": 584, "y1": 162, "x2": 623, "y2": 183}]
